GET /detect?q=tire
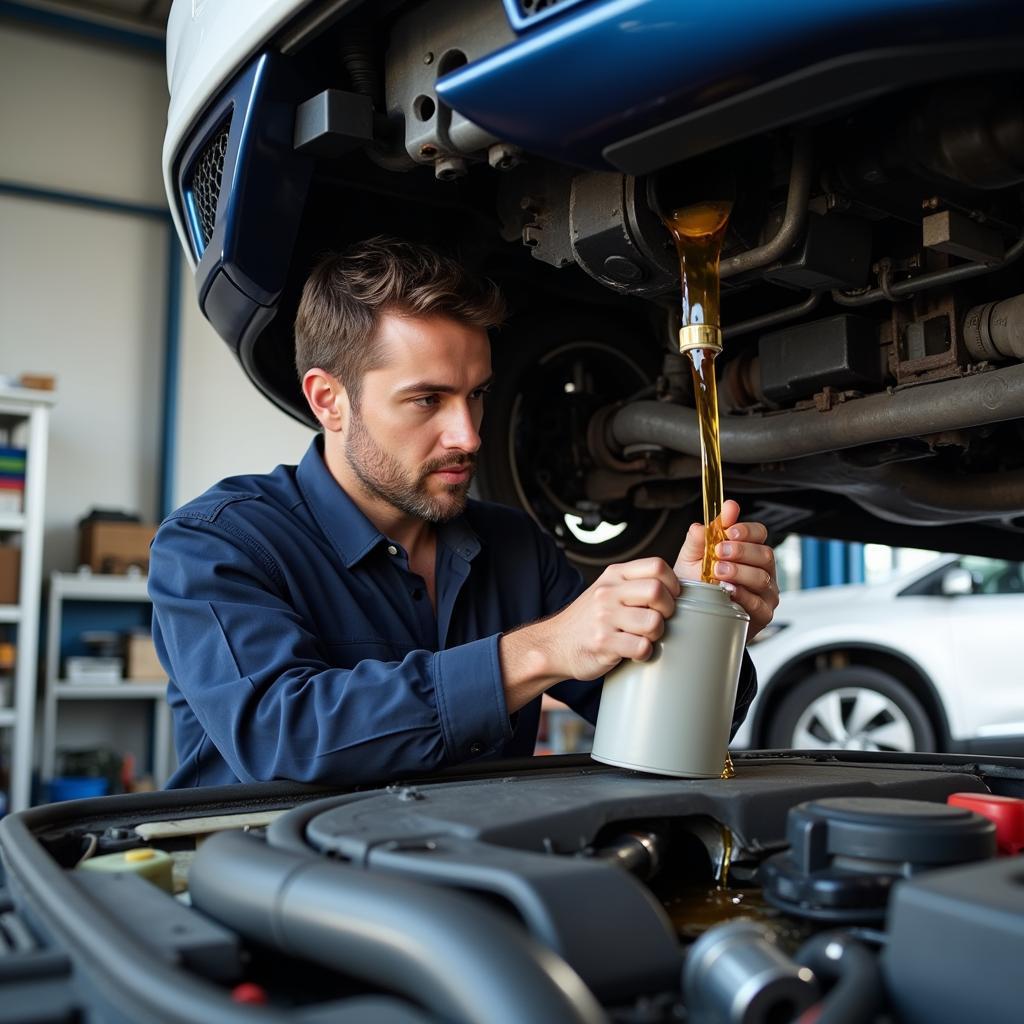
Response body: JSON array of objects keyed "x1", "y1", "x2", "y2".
[
  {"x1": 766, "y1": 666, "x2": 937, "y2": 753},
  {"x1": 477, "y1": 312, "x2": 696, "y2": 581}
]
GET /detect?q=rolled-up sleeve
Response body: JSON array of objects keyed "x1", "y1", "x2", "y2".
[{"x1": 150, "y1": 515, "x2": 510, "y2": 785}]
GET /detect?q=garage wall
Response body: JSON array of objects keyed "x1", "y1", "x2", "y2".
[
  {"x1": 0, "y1": 21, "x2": 168, "y2": 574},
  {"x1": 172, "y1": 270, "x2": 311, "y2": 508},
  {"x1": 0, "y1": 19, "x2": 311, "y2": 573}
]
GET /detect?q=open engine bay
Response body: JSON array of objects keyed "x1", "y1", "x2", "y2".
[{"x1": 2, "y1": 752, "x2": 1023, "y2": 1022}]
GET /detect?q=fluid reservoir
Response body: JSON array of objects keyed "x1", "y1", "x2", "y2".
[
  {"x1": 77, "y1": 847, "x2": 174, "y2": 893},
  {"x1": 760, "y1": 797, "x2": 996, "y2": 923}
]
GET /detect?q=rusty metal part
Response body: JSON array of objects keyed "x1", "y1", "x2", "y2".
[
  {"x1": 963, "y1": 293, "x2": 1024, "y2": 362},
  {"x1": 608, "y1": 362, "x2": 1024, "y2": 464}
]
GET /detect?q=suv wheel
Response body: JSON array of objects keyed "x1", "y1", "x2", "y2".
[
  {"x1": 477, "y1": 314, "x2": 694, "y2": 580},
  {"x1": 767, "y1": 666, "x2": 937, "y2": 753}
]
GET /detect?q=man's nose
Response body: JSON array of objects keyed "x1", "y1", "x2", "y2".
[{"x1": 441, "y1": 401, "x2": 482, "y2": 453}]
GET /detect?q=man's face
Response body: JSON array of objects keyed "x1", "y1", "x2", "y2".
[{"x1": 343, "y1": 312, "x2": 492, "y2": 523}]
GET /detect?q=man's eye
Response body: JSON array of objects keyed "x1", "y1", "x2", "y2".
[
  {"x1": 413, "y1": 395, "x2": 439, "y2": 408},
  {"x1": 471, "y1": 387, "x2": 492, "y2": 400}
]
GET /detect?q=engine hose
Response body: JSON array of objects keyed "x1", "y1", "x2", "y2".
[
  {"x1": 189, "y1": 829, "x2": 607, "y2": 1024},
  {"x1": 795, "y1": 933, "x2": 885, "y2": 1024},
  {"x1": 608, "y1": 361, "x2": 1024, "y2": 463}
]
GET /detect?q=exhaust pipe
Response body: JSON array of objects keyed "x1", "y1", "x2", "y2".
[{"x1": 609, "y1": 362, "x2": 1024, "y2": 464}]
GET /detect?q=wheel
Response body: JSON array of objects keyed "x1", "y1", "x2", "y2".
[
  {"x1": 477, "y1": 313, "x2": 696, "y2": 580},
  {"x1": 766, "y1": 666, "x2": 936, "y2": 753}
]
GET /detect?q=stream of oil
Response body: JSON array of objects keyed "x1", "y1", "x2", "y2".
[
  {"x1": 663, "y1": 825, "x2": 811, "y2": 949},
  {"x1": 665, "y1": 201, "x2": 735, "y2": 780}
]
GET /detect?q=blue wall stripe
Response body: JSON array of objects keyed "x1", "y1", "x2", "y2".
[
  {"x1": 0, "y1": 180, "x2": 168, "y2": 220},
  {"x1": 160, "y1": 229, "x2": 182, "y2": 518},
  {"x1": 0, "y1": 1, "x2": 164, "y2": 54},
  {"x1": 0, "y1": 178, "x2": 183, "y2": 522}
]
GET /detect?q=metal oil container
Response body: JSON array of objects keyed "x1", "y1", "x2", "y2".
[{"x1": 591, "y1": 580, "x2": 749, "y2": 778}]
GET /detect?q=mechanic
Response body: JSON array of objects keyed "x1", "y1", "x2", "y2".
[{"x1": 149, "y1": 238, "x2": 779, "y2": 788}]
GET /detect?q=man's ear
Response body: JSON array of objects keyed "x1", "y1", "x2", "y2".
[{"x1": 302, "y1": 368, "x2": 350, "y2": 432}]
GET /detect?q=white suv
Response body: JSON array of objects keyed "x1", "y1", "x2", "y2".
[{"x1": 735, "y1": 555, "x2": 1024, "y2": 755}]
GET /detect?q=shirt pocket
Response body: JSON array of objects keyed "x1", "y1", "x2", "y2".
[{"x1": 324, "y1": 638, "x2": 407, "y2": 667}]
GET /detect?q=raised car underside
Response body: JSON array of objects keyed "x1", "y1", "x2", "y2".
[{"x1": 166, "y1": 0, "x2": 1024, "y2": 569}]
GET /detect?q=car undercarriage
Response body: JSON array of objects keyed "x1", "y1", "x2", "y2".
[{"x1": 165, "y1": 0, "x2": 1024, "y2": 573}]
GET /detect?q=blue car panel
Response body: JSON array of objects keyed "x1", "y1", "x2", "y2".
[{"x1": 439, "y1": 0, "x2": 1024, "y2": 170}]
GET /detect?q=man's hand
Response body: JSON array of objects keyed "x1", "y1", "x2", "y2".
[
  {"x1": 674, "y1": 499, "x2": 779, "y2": 641},
  {"x1": 499, "y1": 557, "x2": 680, "y2": 712}
]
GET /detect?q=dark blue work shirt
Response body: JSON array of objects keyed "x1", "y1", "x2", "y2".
[{"x1": 150, "y1": 438, "x2": 756, "y2": 788}]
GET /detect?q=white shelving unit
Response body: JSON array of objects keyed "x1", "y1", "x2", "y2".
[
  {"x1": 0, "y1": 385, "x2": 54, "y2": 814},
  {"x1": 40, "y1": 570, "x2": 173, "y2": 794}
]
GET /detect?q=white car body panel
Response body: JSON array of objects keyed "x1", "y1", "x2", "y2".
[
  {"x1": 735, "y1": 555, "x2": 1024, "y2": 748},
  {"x1": 163, "y1": 0, "x2": 313, "y2": 263}
]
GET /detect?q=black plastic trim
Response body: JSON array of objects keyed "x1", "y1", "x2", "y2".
[{"x1": 604, "y1": 38, "x2": 1024, "y2": 175}]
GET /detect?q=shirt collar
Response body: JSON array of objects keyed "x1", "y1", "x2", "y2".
[{"x1": 296, "y1": 436, "x2": 481, "y2": 569}]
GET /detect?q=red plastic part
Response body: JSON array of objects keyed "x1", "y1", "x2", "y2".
[
  {"x1": 231, "y1": 982, "x2": 269, "y2": 1005},
  {"x1": 948, "y1": 792, "x2": 1024, "y2": 855}
]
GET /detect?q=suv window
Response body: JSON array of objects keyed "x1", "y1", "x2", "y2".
[{"x1": 902, "y1": 558, "x2": 1024, "y2": 597}]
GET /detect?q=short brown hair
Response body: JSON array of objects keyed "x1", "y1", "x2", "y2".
[{"x1": 294, "y1": 236, "x2": 506, "y2": 403}]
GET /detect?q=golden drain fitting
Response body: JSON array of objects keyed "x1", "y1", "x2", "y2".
[{"x1": 678, "y1": 324, "x2": 723, "y2": 354}]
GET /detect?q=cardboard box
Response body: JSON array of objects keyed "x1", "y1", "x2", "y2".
[
  {"x1": 124, "y1": 633, "x2": 165, "y2": 682},
  {"x1": 0, "y1": 545, "x2": 19, "y2": 605},
  {"x1": 79, "y1": 521, "x2": 156, "y2": 574}
]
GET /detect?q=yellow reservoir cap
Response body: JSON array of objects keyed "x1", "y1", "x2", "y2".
[{"x1": 77, "y1": 847, "x2": 173, "y2": 892}]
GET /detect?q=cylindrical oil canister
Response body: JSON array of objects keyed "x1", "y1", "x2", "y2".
[{"x1": 590, "y1": 580, "x2": 749, "y2": 778}]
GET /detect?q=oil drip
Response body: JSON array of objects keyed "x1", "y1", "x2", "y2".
[{"x1": 718, "y1": 824, "x2": 732, "y2": 888}]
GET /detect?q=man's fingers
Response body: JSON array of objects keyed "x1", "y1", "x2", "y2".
[
  {"x1": 723, "y1": 520, "x2": 769, "y2": 545},
  {"x1": 714, "y1": 540, "x2": 774, "y2": 570},
  {"x1": 726, "y1": 585, "x2": 771, "y2": 631},
  {"x1": 719, "y1": 499, "x2": 741, "y2": 530},
  {"x1": 616, "y1": 578, "x2": 678, "y2": 619},
  {"x1": 611, "y1": 630, "x2": 655, "y2": 663},
  {"x1": 716, "y1": 562, "x2": 780, "y2": 603},
  {"x1": 614, "y1": 607, "x2": 667, "y2": 643},
  {"x1": 616, "y1": 557, "x2": 681, "y2": 597},
  {"x1": 675, "y1": 520, "x2": 706, "y2": 566}
]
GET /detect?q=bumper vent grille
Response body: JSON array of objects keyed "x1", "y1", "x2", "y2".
[
  {"x1": 516, "y1": 0, "x2": 584, "y2": 23},
  {"x1": 187, "y1": 118, "x2": 230, "y2": 255}
]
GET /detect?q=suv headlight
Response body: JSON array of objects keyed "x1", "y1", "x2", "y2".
[{"x1": 749, "y1": 622, "x2": 790, "y2": 645}]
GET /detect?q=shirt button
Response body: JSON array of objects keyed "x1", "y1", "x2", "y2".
[
  {"x1": 469, "y1": 742, "x2": 483, "y2": 756},
  {"x1": 412, "y1": 589, "x2": 423, "y2": 601},
  {"x1": 387, "y1": 545, "x2": 398, "y2": 556}
]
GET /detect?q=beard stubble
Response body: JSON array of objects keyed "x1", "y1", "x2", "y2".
[{"x1": 344, "y1": 406, "x2": 475, "y2": 524}]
